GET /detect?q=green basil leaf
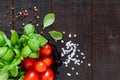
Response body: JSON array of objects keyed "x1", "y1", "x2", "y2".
[
  {"x1": 19, "y1": 75, "x2": 24, "y2": 80},
  {"x1": 10, "y1": 30, "x2": 19, "y2": 47},
  {"x1": 29, "y1": 34, "x2": 48, "y2": 47},
  {"x1": 0, "y1": 56, "x2": 22, "y2": 74},
  {"x1": 43, "y1": 13, "x2": 55, "y2": 29},
  {"x1": 29, "y1": 52, "x2": 38, "y2": 58},
  {"x1": 5, "y1": 39, "x2": 11, "y2": 47},
  {"x1": 0, "y1": 47, "x2": 8, "y2": 58},
  {"x1": 19, "y1": 34, "x2": 29, "y2": 43},
  {"x1": 8, "y1": 78, "x2": 15, "y2": 80},
  {"x1": 21, "y1": 46, "x2": 32, "y2": 58},
  {"x1": 0, "y1": 31, "x2": 7, "y2": 46},
  {"x1": 10, "y1": 66, "x2": 18, "y2": 77},
  {"x1": 49, "y1": 30, "x2": 63, "y2": 41},
  {"x1": 38, "y1": 34, "x2": 48, "y2": 46},
  {"x1": 0, "y1": 62, "x2": 4, "y2": 69},
  {"x1": 2, "y1": 49, "x2": 14, "y2": 61},
  {"x1": 13, "y1": 48, "x2": 21, "y2": 58},
  {"x1": 28, "y1": 39, "x2": 39, "y2": 51},
  {"x1": 24, "y1": 24, "x2": 35, "y2": 35},
  {"x1": 0, "y1": 71, "x2": 9, "y2": 80},
  {"x1": 1, "y1": 60, "x2": 11, "y2": 65}
]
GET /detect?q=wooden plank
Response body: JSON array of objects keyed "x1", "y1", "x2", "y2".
[
  {"x1": 0, "y1": 0, "x2": 12, "y2": 37},
  {"x1": 93, "y1": 0, "x2": 120, "y2": 80},
  {"x1": 53, "y1": 0, "x2": 92, "y2": 80}
]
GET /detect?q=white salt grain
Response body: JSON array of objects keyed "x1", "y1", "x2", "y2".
[
  {"x1": 76, "y1": 72, "x2": 79, "y2": 75},
  {"x1": 68, "y1": 34, "x2": 72, "y2": 38},
  {"x1": 65, "y1": 64, "x2": 68, "y2": 67},
  {"x1": 81, "y1": 60, "x2": 83, "y2": 63},
  {"x1": 63, "y1": 31, "x2": 65, "y2": 34},
  {"x1": 81, "y1": 52, "x2": 84, "y2": 55},
  {"x1": 77, "y1": 63, "x2": 80, "y2": 65},
  {"x1": 61, "y1": 40, "x2": 64, "y2": 43},
  {"x1": 77, "y1": 49, "x2": 80, "y2": 52},
  {"x1": 73, "y1": 34, "x2": 77, "y2": 37},
  {"x1": 71, "y1": 67, "x2": 75, "y2": 70},
  {"x1": 36, "y1": 24, "x2": 39, "y2": 26},
  {"x1": 76, "y1": 55, "x2": 79, "y2": 57},
  {"x1": 77, "y1": 44, "x2": 79, "y2": 46},
  {"x1": 67, "y1": 73, "x2": 71, "y2": 76},
  {"x1": 83, "y1": 56, "x2": 86, "y2": 59},
  {"x1": 88, "y1": 63, "x2": 91, "y2": 67}
]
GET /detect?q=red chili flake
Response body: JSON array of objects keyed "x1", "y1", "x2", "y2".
[
  {"x1": 34, "y1": 6, "x2": 38, "y2": 13},
  {"x1": 24, "y1": 10, "x2": 29, "y2": 16}
]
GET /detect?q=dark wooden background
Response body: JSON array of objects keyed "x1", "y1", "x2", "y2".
[{"x1": 0, "y1": 0, "x2": 120, "y2": 80}]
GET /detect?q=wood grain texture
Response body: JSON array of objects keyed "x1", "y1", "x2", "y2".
[
  {"x1": 0, "y1": 0, "x2": 120, "y2": 80},
  {"x1": 93, "y1": 0, "x2": 120, "y2": 80},
  {"x1": 0, "y1": 0, "x2": 12, "y2": 37},
  {"x1": 53, "y1": 0, "x2": 92, "y2": 80}
]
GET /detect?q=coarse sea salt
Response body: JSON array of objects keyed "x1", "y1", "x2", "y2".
[
  {"x1": 61, "y1": 41, "x2": 81, "y2": 66},
  {"x1": 75, "y1": 72, "x2": 79, "y2": 75},
  {"x1": 81, "y1": 52, "x2": 84, "y2": 56},
  {"x1": 73, "y1": 34, "x2": 77, "y2": 37},
  {"x1": 68, "y1": 34, "x2": 72, "y2": 38},
  {"x1": 63, "y1": 31, "x2": 65, "y2": 34},
  {"x1": 67, "y1": 73, "x2": 72, "y2": 76},
  {"x1": 83, "y1": 56, "x2": 86, "y2": 59},
  {"x1": 71, "y1": 67, "x2": 75, "y2": 70},
  {"x1": 88, "y1": 63, "x2": 91, "y2": 67},
  {"x1": 60, "y1": 33, "x2": 91, "y2": 77},
  {"x1": 61, "y1": 40, "x2": 64, "y2": 43}
]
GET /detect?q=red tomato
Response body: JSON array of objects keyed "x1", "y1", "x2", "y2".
[
  {"x1": 39, "y1": 44, "x2": 52, "y2": 57},
  {"x1": 41, "y1": 57, "x2": 53, "y2": 67},
  {"x1": 34, "y1": 61, "x2": 47, "y2": 72},
  {"x1": 40, "y1": 68, "x2": 54, "y2": 80},
  {"x1": 24, "y1": 70, "x2": 39, "y2": 80},
  {"x1": 22, "y1": 58, "x2": 37, "y2": 70}
]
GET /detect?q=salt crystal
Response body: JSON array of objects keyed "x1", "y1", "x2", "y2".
[
  {"x1": 83, "y1": 56, "x2": 86, "y2": 59},
  {"x1": 77, "y1": 44, "x2": 79, "y2": 46},
  {"x1": 61, "y1": 40, "x2": 64, "y2": 43},
  {"x1": 81, "y1": 61, "x2": 83, "y2": 63},
  {"x1": 68, "y1": 34, "x2": 72, "y2": 38},
  {"x1": 76, "y1": 55, "x2": 79, "y2": 57},
  {"x1": 77, "y1": 49, "x2": 80, "y2": 52},
  {"x1": 74, "y1": 34, "x2": 77, "y2": 37},
  {"x1": 67, "y1": 73, "x2": 71, "y2": 76},
  {"x1": 22, "y1": 23, "x2": 25, "y2": 26},
  {"x1": 36, "y1": 24, "x2": 39, "y2": 26},
  {"x1": 61, "y1": 53, "x2": 64, "y2": 57},
  {"x1": 71, "y1": 67, "x2": 75, "y2": 70},
  {"x1": 81, "y1": 52, "x2": 84, "y2": 55},
  {"x1": 77, "y1": 63, "x2": 80, "y2": 66},
  {"x1": 88, "y1": 63, "x2": 91, "y2": 67},
  {"x1": 65, "y1": 64, "x2": 68, "y2": 67},
  {"x1": 75, "y1": 72, "x2": 79, "y2": 75},
  {"x1": 63, "y1": 31, "x2": 65, "y2": 34}
]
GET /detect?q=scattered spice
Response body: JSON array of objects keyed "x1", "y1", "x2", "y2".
[{"x1": 61, "y1": 32, "x2": 91, "y2": 77}]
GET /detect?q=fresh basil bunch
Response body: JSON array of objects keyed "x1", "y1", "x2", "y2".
[{"x1": 0, "y1": 13, "x2": 63, "y2": 80}]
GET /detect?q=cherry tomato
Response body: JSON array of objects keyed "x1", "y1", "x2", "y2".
[
  {"x1": 41, "y1": 57, "x2": 53, "y2": 67},
  {"x1": 22, "y1": 58, "x2": 37, "y2": 70},
  {"x1": 24, "y1": 70, "x2": 39, "y2": 80},
  {"x1": 34, "y1": 61, "x2": 47, "y2": 72},
  {"x1": 40, "y1": 68, "x2": 54, "y2": 80},
  {"x1": 39, "y1": 44, "x2": 52, "y2": 57}
]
